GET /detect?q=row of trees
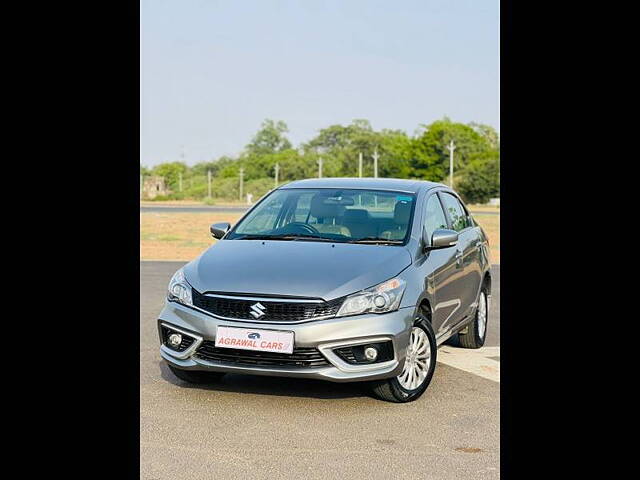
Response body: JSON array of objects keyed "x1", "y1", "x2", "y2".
[{"x1": 140, "y1": 117, "x2": 500, "y2": 204}]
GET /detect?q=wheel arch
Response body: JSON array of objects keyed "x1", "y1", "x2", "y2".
[
  {"x1": 483, "y1": 270, "x2": 492, "y2": 295},
  {"x1": 417, "y1": 298, "x2": 433, "y2": 322}
]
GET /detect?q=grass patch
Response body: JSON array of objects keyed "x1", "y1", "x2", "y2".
[{"x1": 158, "y1": 235, "x2": 182, "y2": 241}]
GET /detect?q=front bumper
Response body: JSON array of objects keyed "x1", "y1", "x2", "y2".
[{"x1": 158, "y1": 301, "x2": 415, "y2": 383}]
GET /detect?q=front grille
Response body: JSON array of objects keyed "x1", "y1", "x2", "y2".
[
  {"x1": 191, "y1": 290, "x2": 344, "y2": 323},
  {"x1": 161, "y1": 326, "x2": 195, "y2": 352},
  {"x1": 195, "y1": 341, "x2": 330, "y2": 368}
]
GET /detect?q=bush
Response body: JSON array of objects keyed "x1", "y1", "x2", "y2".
[
  {"x1": 183, "y1": 180, "x2": 209, "y2": 200},
  {"x1": 149, "y1": 194, "x2": 170, "y2": 201},
  {"x1": 167, "y1": 192, "x2": 186, "y2": 200},
  {"x1": 212, "y1": 177, "x2": 240, "y2": 200}
]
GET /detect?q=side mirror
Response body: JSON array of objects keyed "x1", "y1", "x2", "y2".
[
  {"x1": 210, "y1": 222, "x2": 231, "y2": 240},
  {"x1": 424, "y1": 228, "x2": 458, "y2": 250}
]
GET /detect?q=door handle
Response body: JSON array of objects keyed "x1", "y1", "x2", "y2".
[{"x1": 455, "y1": 251, "x2": 463, "y2": 268}]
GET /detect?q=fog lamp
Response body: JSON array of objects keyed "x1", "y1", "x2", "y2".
[
  {"x1": 364, "y1": 346, "x2": 378, "y2": 361},
  {"x1": 168, "y1": 333, "x2": 182, "y2": 348}
]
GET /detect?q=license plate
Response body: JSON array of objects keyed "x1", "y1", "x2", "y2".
[{"x1": 215, "y1": 326, "x2": 294, "y2": 354}]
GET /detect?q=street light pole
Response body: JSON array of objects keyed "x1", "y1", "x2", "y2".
[
  {"x1": 239, "y1": 168, "x2": 244, "y2": 200},
  {"x1": 372, "y1": 148, "x2": 379, "y2": 178},
  {"x1": 318, "y1": 157, "x2": 323, "y2": 178},
  {"x1": 358, "y1": 152, "x2": 363, "y2": 178},
  {"x1": 274, "y1": 163, "x2": 279, "y2": 188},
  {"x1": 446, "y1": 140, "x2": 456, "y2": 188},
  {"x1": 179, "y1": 145, "x2": 185, "y2": 192}
]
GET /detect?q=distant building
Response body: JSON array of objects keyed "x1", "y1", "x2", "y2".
[
  {"x1": 488, "y1": 197, "x2": 500, "y2": 206},
  {"x1": 142, "y1": 176, "x2": 169, "y2": 199}
]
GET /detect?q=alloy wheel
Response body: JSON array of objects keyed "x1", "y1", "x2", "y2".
[
  {"x1": 397, "y1": 326, "x2": 431, "y2": 391},
  {"x1": 477, "y1": 292, "x2": 487, "y2": 340}
]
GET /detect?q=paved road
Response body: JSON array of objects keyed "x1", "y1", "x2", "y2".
[
  {"x1": 141, "y1": 262, "x2": 500, "y2": 480},
  {"x1": 140, "y1": 205, "x2": 500, "y2": 216}
]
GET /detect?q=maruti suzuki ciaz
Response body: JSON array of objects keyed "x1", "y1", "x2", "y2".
[{"x1": 158, "y1": 178, "x2": 491, "y2": 402}]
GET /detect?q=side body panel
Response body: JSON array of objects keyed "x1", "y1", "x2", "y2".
[
  {"x1": 400, "y1": 187, "x2": 467, "y2": 340},
  {"x1": 401, "y1": 186, "x2": 490, "y2": 345}
]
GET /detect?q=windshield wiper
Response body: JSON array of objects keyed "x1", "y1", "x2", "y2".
[
  {"x1": 347, "y1": 237, "x2": 404, "y2": 245},
  {"x1": 235, "y1": 234, "x2": 336, "y2": 242}
]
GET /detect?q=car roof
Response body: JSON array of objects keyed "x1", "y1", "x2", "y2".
[{"x1": 279, "y1": 177, "x2": 444, "y2": 194}]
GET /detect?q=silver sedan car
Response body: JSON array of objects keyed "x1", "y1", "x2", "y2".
[{"x1": 158, "y1": 178, "x2": 491, "y2": 402}]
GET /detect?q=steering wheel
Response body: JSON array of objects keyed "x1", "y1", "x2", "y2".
[{"x1": 283, "y1": 222, "x2": 320, "y2": 235}]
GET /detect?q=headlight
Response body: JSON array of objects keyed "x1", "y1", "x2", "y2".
[
  {"x1": 336, "y1": 277, "x2": 406, "y2": 317},
  {"x1": 167, "y1": 268, "x2": 193, "y2": 306}
]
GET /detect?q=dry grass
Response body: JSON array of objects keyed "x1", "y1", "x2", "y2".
[
  {"x1": 467, "y1": 204, "x2": 500, "y2": 212},
  {"x1": 473, "y1": 214, "x2": 500, "y2": 264},
  {"x1": 140, "y1": 200, "x2": 248, "y2": 207},
  {"x1": 140, "y1": 212, "x2": 243, "y2": 260},
  {"x1": 141, "y1": 212, "x2": 500, "y2": 263}
]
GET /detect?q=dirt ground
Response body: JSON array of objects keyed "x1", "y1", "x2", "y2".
[
  {"x1": 466, "y1": 204, "x2": 500, "y2": 213},
  {"x1": 140, "y1": 212, "x2": 500, "y2": 263},
  {"x1": 140, "y1": 200, "x2": 248, "y2": 207}
]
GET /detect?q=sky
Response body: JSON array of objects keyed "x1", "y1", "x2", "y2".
[{"x1": 140, "y1": 0, "x2": 499, "y2": 167}]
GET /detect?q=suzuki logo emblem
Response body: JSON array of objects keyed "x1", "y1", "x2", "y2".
[{"x1": 250, "y1": 302, "x2": 266, "y2": 319}]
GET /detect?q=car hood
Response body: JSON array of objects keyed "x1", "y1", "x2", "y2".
[{"x1": 184, "y1": 239, "x2": 413, "y2": 301}]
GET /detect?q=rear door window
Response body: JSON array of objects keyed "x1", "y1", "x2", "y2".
[{"x1": 439, "y1": 193, "x2": 471, "y2": 232}]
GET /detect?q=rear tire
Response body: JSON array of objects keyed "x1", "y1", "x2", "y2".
[
  {"x1": 167, "y1": 364, "x2": 225, "y2": 384},
  {"x1": 458, "y1": 286, "x2": 488, "y2": 349},
  {"x1": 370, "y1": 312, "x2": 437, "y2": 403}
]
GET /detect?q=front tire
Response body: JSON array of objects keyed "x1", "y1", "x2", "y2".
[
  {"x1": 370, "y1": 312, "x2": 437, "y2": 403},
  {"x1": 167, "y1": 364, "x2": 225, "y2": 384},
  {"x1": 458, "y1": 287, "x2": 488, "y2": 349}
]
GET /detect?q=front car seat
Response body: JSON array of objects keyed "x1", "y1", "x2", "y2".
[
  {"x1": 342, "y1": 209, "x2": 374, "y2": 239},
  {"x1": 380, "y1": 201, "x2": 412, "y2": 240},
  {"x1": 309, "y1": 195, "x2": 351, "y2": 236}
]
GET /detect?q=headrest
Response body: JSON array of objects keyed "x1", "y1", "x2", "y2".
[
  {"x1": 343, "y1": 209, "x2": 370, "y2": 223},
  {"x1": 394, "y1": 201, "x2": 412, "y2": 225},
  {"x1": 310, "y1": 194, "x2": 342, "y2": 219}
]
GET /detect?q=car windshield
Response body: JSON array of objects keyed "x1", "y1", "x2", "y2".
[{"x1": 226, "y1": 188, "x2": 416, "y2": 244}]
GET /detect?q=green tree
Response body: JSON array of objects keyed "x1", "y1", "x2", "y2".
[
  {"x1": 142, "y1": 116, "x2": 499, "y2": 202},
  {"x1": 191, "y1": 156, "x2": 236, "y2": 178},
  {"x1": 304, "y1": 119, "x2": 406, "y2": 177},
  {"x1": 456, "y1": 150, "x2": 500, "y2": 204},
  {"x1": 245, "y1": 119, "x2": 292, "y2": 156},
  {"x1": 377, "y1": 129, "x2": 413, "y2": 178},
  {"x1": 151, "y1": 162, "x2": 188, "y2": 191},
  {"x1": 469, "y1": 122, "x2": 500, "y2": 150},
  {"x1": 410, "y1": 118, "x2": 492, "y2": 182},
  {"x1": 258, "y1": 149, "x2": 316, "y2": 183}
]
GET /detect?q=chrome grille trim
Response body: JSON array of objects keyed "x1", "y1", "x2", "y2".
[{"x1": 190, "y1": 290, "x2": 345, "y2": 324}]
